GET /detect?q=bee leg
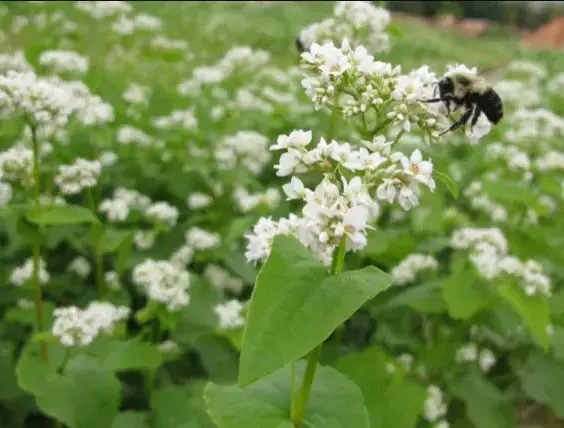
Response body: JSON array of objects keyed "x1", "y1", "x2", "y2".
[
  {"x1": 470, "y1": 106, "x2": 482, "y2": 132},
  {"x1": 439, "y1": 107, "x2": 473, "y2": 136},
  {"x1": 421, "y1": 95, "x2": 455, "y2": 103}
]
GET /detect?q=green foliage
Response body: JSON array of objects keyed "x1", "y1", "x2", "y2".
[
  {"x1": 239, "y1": 235, "x2": 392, "y2": 387},
  {"x1": 205, "y1": 361, "x2": 369, "y2": 428}
]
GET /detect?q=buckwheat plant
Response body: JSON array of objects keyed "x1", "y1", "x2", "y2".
[{"x1": 204, "y1": 38, "x2": 472, "y2": 428}]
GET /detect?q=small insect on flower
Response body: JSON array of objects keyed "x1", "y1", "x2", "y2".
[{"x1": 423, "y1": 67, "x2": 504, "y2": 137}]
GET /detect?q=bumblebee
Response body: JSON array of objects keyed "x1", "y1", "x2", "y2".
[{"x1": 424, "y1": 71, "x2": 504, "y2": 136}]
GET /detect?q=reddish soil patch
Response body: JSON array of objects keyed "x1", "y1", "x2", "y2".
[{"x1": 523, "y1": 16, "x2": 564, "y2": 50}]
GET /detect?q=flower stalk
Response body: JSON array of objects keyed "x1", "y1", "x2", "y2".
[
  {"x1": 30, "y1": 124, "x2": 49, "y2": 366},
  {"x1": 292, "y1": 237, "x2": 347, "y2": 427}
]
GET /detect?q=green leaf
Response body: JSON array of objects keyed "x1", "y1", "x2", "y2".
[
  {"x1": 205, "y1": 361, "x2": 369, "y2": 428},
  {"x1": 151, "y1": 383, "x2": 215, "y2": 428},
  {"x1": 239, "y1": 235, "x2": 392, "y2": 387},
  {"x1": 377, "y1": 283, "x2": 447, "y2": 314},
  {"x1": 16, "y1": 353, "x2": 121, "y2": 428},
  {"x1": 435, "y1": 171, "x2": 459, "y2": 199},
  {"x1": 334, "y1": 346, "x2": 426, "y2": 428},
  {"x1": 481, "y1": 179, "x2": 537, "y2": 207},
  {"x1": 100, "y1": 228, "x2": 134, "y2": 254},
  {"x1": 172, "y1": 278, "x2": 220, "y2": 346},
  {"x1": 26, "y1": 204, "x2": 99, "y2": 226},
  {"x1": 450, "y1": 367, "x2": 517, "y2": 428},
  {"x1": 193, "y1": 336, "x2": 239, "y2": 384},
  {"x1": 442, "y1": 272, "x2": 494, "y2": 319},
  {"x1": 88, "y1": 337, "x2": 163, "y2": 372},
  {"x1": 516, "y1": 350, "x2": 564, "y2": 418},
  {"x1": 0, "y1": 342, "x2": 24, "y2": 400},
  {"x1": 498, "y1": 282, "x2": 550, "y2": 350},
  {"x1": 112, "y1": 412, "x2": 150, "y2": 428}
]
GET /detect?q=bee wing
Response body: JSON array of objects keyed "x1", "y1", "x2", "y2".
[{"x1": 478, "y1": 61, "x2": 512, "y2": 84}]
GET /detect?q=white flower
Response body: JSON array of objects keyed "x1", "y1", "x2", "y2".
[
  {"x1": 134, "y1": 230, "x2": 157, "y2": 250},
  {"x1": 424, "y1": 385, "x2": 448, "y2": 422},
  {"x1": 271, "y1": 129, "x2": 312, "y2": 151},
  {"x1": 39, "y1": 50, "x2": 89, "y2": 75},
  {"x1": 105, "y1": 271, "x2": 121, "y2": 291},
  {"x1": 186, "y1": 227, "x2": 220, "y2": 250},
  {"x1": 0, "y1": 70, "x2": 76, "y2": 129},
  {"x1": 479, "y1": 349, "x2": 496, "y2": 372},
  {"x1": 398, "y1": 186, "x2": 418, "y2": 211},
  {"x1": 132, "y1": 259, "x2": 191, "y2": 311},
  {"x1": 204, "y1": 264, "x2": 244, "y2": 294},
  {"x1": 11, "y1": 258, "x2": 49, "y2": 286},
  {"x1": 214, "y1": 299, "x2": 245, "y2": 330},
  {"x1": 401, "y1": 149, "x2": 435, "y2": 190},
  {"x1": 55, "y1": 158, "x2": 102, "y2": 195},
  {"x1": 391, "y1": 254, "x2": 439, "y2": 285},
  {"x1": 170, "y1": 245, "x2": 195, "y2": 269},
  {"x1": 282, "y1": 176, "x2": 307, "y2": 200},
  {"x1": 0, "y1": 145, "x2": 34, "y2": 186},
  {"x1": 465, "y1": 112, "x2": 492, "y2": 145},
  {"x1": 187, "y1": 193, "x2": 213, "y2": 210},
  {"x1": 146, "y1": 202, "x2": 179, "y2": 227},
  {"x1": 52, "y1": 301, "x2": 130, "y2": 347},
  {"x1": 67, "y1": 256, "x2": 91, "y2": 279},
  {"x1": 456, "y1": 343, "x2": 478, "y2": 364}
]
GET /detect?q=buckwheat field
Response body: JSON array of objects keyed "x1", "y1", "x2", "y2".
[{"x1": 1, "y1": 2, "x2": 564, "y2": 428}]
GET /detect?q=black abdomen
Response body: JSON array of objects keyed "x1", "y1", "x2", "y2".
[{"x1": 475, "y1": 88, "x2": 503, "y2": 124}]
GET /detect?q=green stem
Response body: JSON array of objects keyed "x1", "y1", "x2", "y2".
[
  {"x1": 87, "y1": 189, "x2": 105, "y2": 299},
  {"x1": 292, "y1": 238, "x2": 347, "y2": 427},
  {"x1": 30, "y1": 125, "x2": 49, "y2": 366},
  {"x1": 31, "y1": 125, "x2": 61, "y2": 428}
]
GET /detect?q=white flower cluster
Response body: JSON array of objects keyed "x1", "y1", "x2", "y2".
[
  {"x1": 52, "y1": 301, "x2": 130, "y2": 347},
  {"x1": 391, "y1": 253, "x2": 438, "y2": 285},
  {"x1": 0, "y1": 181, "x2": 12, "y2": 206},
  {"x1": 67, "y1": 256, "x2": 91, "y2": 279},
  {"x1": 75, "y1": 1, "x2": 132, "y2": 19},
  {"x1": 495, "y1": 79, "x2": 540, "y2": 108},
  {"x1": 215, "y1": 131, "x2": 271, "y2": 175},
  {"x1": 486, "y1": 143, "x2": 532, "y2": 181},
  {"x1": 10, "y1": 258, "x2": 50, "y2": 286},
  {"x1": 463, "y1": 181, "x2": 508, "y2": 223},
  {"x1": 298, "y1": 1, "x2": 390, "y2": 54},
  {"x1": 299, "y1": 40, "x2": 458, "y2": 143},
  {"x1": 505, "y1": 108, "x2": 564, "y2": 142},
  {"x1": 123, "y1": 83, "x2": 151, "y2": 106},
  {"x1": 39, "y1": 49, "x2": 89, "y2": 75},
  {"x1": 99, "y1": 187, "x2": 151, "y2": 222},
  {"x1": 547, "y1": 72, "x2": 564, "y2": 94},
  {"x1": 535, "y1": 151, "x2": 564, "y2": 172},
  {"x1": 111, "y1": 13, "x2": 164, "y2": 36},
  {"x1": 423, "y1": 385, "x2": 448, "y2": 425},
  {"x1": 234, "y1": 186, "x2": 281, "y2": 213},
  {"x1": 0, "y1": 144, "x2": 34, "y2": 186},
  {"x1": 149, "y1": 36, "x2": 189, "y2": 52},
  {"x1": 117, "y1": 125, "x2": 154, "y2": 147},
  {"x1": 46, "y1": 77, "x2": 114, "y2": 127},
  {"x1": 451, "y1": 228, "x2": 551, "y2": 297},
  {"x1": 455, "y1": 343, "x2": 496, "y2": 373},
  {"x1": 186, "y1": 227, "x2": 220, "y2": 251},
  {"x1": 132, "y1": 259, "x2": 191, "y2": 311},
  {"x1": 54, "y1": 157, "x2": 102, "y2": 195},
  {"x1": 170, "y1": 245, "x2": 195, "y2": 269},
  {"x1": 245, "y1": 128, "x2": 437, "y2": 266},
  {"x1": 178, "y1": 46, "x2": 270, "y2": 96},
  {"x1": 187, "y1": 193, "x2": 213, "y2": 210},
  {"x1": 204, "y1": 264, "x2": 244, "y2": 294},
  {"x1": 105, "y1": 270, "x2": 121, "y2": 290},
  {"x1": 146, "y1": 201, "x2": 179, "y2": 228},
  {"x1": 0, "y1": 71, "x2": 75, "y2": 128},
  {"x1": 0, "y1": 51, "x2": 33, "y2": 73},
  {"x1": 214, "y1": 299, "x2": 246, "y2": 330},
  {"x1": 152, "y1": 108, "x2": 198, "y2": 131}
]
